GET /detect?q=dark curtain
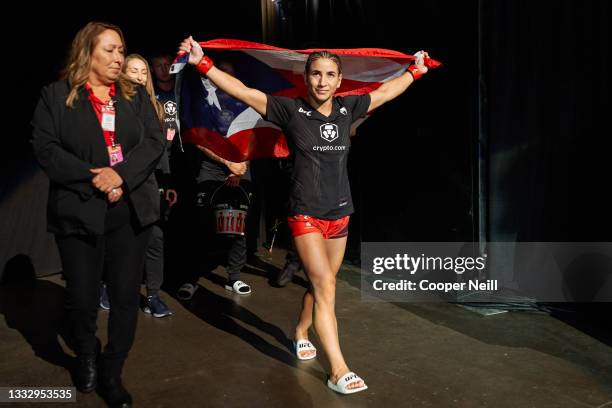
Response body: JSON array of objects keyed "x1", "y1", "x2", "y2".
[
  {"x1": 481, "y1": 0, "x2": 611, "y2": 291},
  {"x1": 483, "y1": 0, "x2": 611, "y2": 243}
]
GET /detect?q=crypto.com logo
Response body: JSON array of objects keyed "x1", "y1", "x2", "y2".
[{"x1": 320, "y1": 123, "x2": 339, "y2": 142}]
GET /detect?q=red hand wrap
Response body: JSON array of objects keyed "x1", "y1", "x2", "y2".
[
  {"x1": 196, "y1": 55, "x2": 214, "y2": 75},
  {"x1": 407, "y1": 64, "x2": 423, "y2": 81}
]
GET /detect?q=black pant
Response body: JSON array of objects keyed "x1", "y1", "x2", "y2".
[
  {"x1": 144, "y1": 223, "x2": 164, "y2": 296},
  {"x1": 56, "y1": 204, "x2": 151, "y2": 378},
  {"x1": 183, "y1": 180, "x2": 250, "y2": 284}
]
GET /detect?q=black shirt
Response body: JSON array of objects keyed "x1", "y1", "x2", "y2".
[
  {"x1": 265, "y1": 94, "x2": 370, "y2": 219},
  {"x1": 196, "y1": 154, "x2": 251, "y2": 184},
  {"x1": 155, "y1": 89, "x2": 179, "y2": 145},
  {"x1": 154, "y1": 89, "x2": 180, "y2": 187}
]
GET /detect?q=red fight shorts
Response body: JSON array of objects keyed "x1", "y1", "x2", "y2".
[{"x1": 287, "y1": 215, "x2": 350, "y2": 239}]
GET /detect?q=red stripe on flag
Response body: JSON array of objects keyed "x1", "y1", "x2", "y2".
[
  {"x1": 183, "y1": 127, "x2": 290, "y2": 162},
  {"x1": 198, "y1": 39, "x2": 425, "y2": 64}
]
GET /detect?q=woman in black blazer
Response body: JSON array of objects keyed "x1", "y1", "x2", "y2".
[{"x1": 31, "y1": 22, "x2": 164, "y2": 408}]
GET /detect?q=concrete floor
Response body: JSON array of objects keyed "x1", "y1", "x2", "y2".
[{"x1": 1, "y1": 250, "x2": 611, "y2": 408}]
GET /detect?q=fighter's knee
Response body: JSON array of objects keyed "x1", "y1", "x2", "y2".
[
  {"x1": 310, "y1": 272, "x2": 335, "y2": 288},
  {"x1": 311, "y1": 275, "x2": 336, "y2": 300}
]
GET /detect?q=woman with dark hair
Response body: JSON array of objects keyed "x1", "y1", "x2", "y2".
[
  {"x1": 32, "y1": 22, "x2": 165, "y2": 407},
  {"x1": 178, "y1": 36, "x2": 431, "y2": 395}
]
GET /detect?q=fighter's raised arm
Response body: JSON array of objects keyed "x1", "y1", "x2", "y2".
[
  {"x1": 178, "y1": 37, "x2": 268, "y2": 116},
  {"x1": 367, "y1": 50, "x2": 431, "y2": 112}
]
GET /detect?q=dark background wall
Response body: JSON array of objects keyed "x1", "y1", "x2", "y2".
[
  {"x1": 481, "y1": 0, "x2": 611, "y2": 244},
  {"x1": 2, "y1": 0, "x2": 610, "y2": 279}
]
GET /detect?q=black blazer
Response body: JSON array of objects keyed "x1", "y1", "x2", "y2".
[{"x1": 31, "y1": 80, "x2": 166, "y2": 235}]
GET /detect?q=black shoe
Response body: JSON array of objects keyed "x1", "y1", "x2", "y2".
[
  {"x1": 277, "y1": 259, "x2": 301, "y2": 287},
  {"x1": 75, "y1": 356, "x2": 97, "y2": 393},
  {"x1": 98, "y1": 376, "x2": 132, "y2": 408}
]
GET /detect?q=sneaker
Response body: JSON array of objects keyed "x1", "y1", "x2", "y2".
[
  {"x1": 177, "y1": 283, "x2": 198, "y2": 301},
  {"x1": 99, "y1": 283, "x2": 110, "y2": 310},
  {"x1": 143, "y1": 295, "x2": 173, "y2": 318},
  {"x1": 225, "y1": 280, "x2": 252, "y2": 295},
  {"x1": 277, "y1": 259, "x2": 301, "y2": 287}
]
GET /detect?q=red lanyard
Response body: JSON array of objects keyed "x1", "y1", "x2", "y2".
[{"x1": 85, "y1": 83, "x2": 117, "y2": 147}]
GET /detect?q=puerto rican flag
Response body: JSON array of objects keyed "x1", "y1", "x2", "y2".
[{"x1": 172, "y1": 39, "x2": 441, "y2": 162}]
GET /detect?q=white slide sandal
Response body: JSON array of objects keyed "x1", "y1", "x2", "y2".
[
  {"x1": 294, "y1": 339, "x2": 317, "y2": 360},
  {"x1": 327, "y1": 371, "x2": 368, "y2": 394},
  {"x1": 224, "y1": 280, "x2": 251, "y2": 295}
]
